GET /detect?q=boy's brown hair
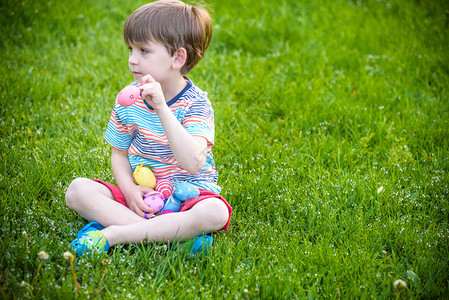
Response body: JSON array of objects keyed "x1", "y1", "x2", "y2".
[{"x1": 124, "y1": 0, "x2": 212, "y2": 75}]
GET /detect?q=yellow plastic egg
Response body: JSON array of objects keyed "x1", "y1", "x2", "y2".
[{"x1": 133, "y1": 163, "x2": 156, "y2": 189}]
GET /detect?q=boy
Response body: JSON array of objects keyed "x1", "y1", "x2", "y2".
[{"x1": 66, "y1": 0, "x2": 232, "y2": 256}]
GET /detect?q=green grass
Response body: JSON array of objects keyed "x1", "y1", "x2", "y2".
[{"x1": 1, "y1": 0, "x2": 448, "y2": 298}]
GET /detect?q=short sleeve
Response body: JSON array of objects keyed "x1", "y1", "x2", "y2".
[
  {"x1": 182, "y1": 96, "x2": 215, "y2": 146},
  {"x1": 104, "y1": 106, "x2": 132, "y2": 150}
]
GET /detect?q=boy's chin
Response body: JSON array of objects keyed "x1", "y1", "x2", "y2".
[{"x1": 130, "y1": 72, "x2": 144, "y2": 83}]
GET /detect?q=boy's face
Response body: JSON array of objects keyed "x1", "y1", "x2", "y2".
[{"x1": 128, "y1": 40, "x2": 176, "y2": 84}]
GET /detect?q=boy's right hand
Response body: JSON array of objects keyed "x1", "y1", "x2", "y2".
[
  {"x1": 124, "y1": 185, "x2": 155, "y2": 218},
  {"x1": 138, "y1": 74, "x2": 166, "y2": 112}
]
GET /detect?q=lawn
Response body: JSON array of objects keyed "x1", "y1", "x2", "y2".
[{"x1": 1, "y1": 0, "x2": 448, "y2": 298}]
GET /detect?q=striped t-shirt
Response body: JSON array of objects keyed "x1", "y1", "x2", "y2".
[{"x1": 105, "y1": 78, "x2": 220, "y2": 194}]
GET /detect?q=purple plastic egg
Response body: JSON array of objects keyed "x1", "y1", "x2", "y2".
[
  {"x1": 116, "y1": 85, "x2": 140, "y2": 107},
  {"x1": 143, "y1": 191, "x2": 165, "y2": 213}
]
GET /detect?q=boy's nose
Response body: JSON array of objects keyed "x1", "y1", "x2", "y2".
[{"x1": 128, "y1": 54, "x2": 138, "y2": 65}]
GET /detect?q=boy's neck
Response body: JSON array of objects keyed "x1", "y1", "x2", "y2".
[{"x1": 161, "y1": 75, "x2": 188, "y2": 102}]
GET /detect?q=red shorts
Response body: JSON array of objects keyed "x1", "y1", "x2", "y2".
[{"x1": 92, "y1": 179, "x2": 232, "y2": 232}]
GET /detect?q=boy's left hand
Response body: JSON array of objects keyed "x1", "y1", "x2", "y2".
[
  {"x1": 139, "y1": 74, "x2": 166, "y2": 111},
  {"x1": 123, "y1": 184, "x2": 155, "y2": 218}
]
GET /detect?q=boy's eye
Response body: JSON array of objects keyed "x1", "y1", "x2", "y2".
[{"x1": 127, "y1": 46, "x2": 149, "y2": 54}]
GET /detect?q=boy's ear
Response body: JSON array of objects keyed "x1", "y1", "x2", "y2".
[{"x1": 172, "y1": 47, "x2": 187, "y2": 71}]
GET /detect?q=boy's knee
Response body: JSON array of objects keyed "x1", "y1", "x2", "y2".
[
  {"x1": 65, "y1": 178, "x2": 90, "y2": 208},
  {"x1": 195, "y1": 198, "x2": 229, "y2": 232}
]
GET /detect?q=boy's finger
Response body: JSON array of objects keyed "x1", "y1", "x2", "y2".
[
  {"x1": 132, "y1": 205, "x2": 144, "y2": 216},
  {"x1": 140, "y1": 74, "x2": 156, "y2": 84},
  {"x1": 134, "y1": 204, "x2": 148, "y2": 218},
  {"x1": 139, "y1": 197, "x2": 153, "y2": 213},
  {"x1": 139, "y1": 83, "x2": 153, "y2": 92}
]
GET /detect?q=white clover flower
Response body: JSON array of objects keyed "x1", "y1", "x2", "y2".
[
  {"x1": 37, "y1": 251, "x2": 49, "y2": 261},
  {"x1": 393, "y1": 279, "x2": 407, "y2": 290},
  {"x1": 377, "y1": 186, "x2": 384, "y2": 194}
]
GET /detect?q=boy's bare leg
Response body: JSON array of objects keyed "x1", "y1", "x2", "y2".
[
  {"x1": 66, "y1": 178, "x2": 230, "y2": 245},
  {"x1": 102, "y1": 198, "x2": 229, "y2": 246},
  {"x1": 65, "y1": 178, "x2": 145, "y2": 226}
]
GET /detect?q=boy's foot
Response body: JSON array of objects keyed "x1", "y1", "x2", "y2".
[
  {"x1": 181, "y1": 235, "x2": 213, "y2": 255},
  {"x1": 70, "y1": 230, "x2": 109, "y2": 257}
]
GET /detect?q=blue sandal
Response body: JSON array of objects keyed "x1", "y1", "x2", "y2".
[
  {"x1": 70, "y1": 230, "x2": 110, "y2": 256},
  {"x1": 76, "y1": 222, "x2": 105, "y2": 237},
  {"x1": 71, "y1": 222, "x2": 108, "y2": 256},
  {"x1": 181, "y1": 235, "x2": 213, "y2": 255}
]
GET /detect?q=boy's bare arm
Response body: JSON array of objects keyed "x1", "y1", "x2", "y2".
[
  {"x1": 111, "y1": 148, "x2": 154, "y2": 217},
  {"x1": 157, "y1": 106, "x2": 207, "y2": 173},
  {"x1": 139, "y1": 75, "x2": 207, "y2": 173}
]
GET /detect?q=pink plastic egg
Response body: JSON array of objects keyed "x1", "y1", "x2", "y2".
[
  {"x1": 156, "y1": 180, "x2": 174, "y2": 199},
  {"x1": 143, "y1": 191, "x2": 165, "y2": 213},
  {"x1": 116, "y1": 85, "x2": 140, "y2": 107}
]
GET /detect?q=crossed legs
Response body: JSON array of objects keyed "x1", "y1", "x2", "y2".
[{"x1": 65, "y1": 178, "x2": 229, "y2": 247}]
